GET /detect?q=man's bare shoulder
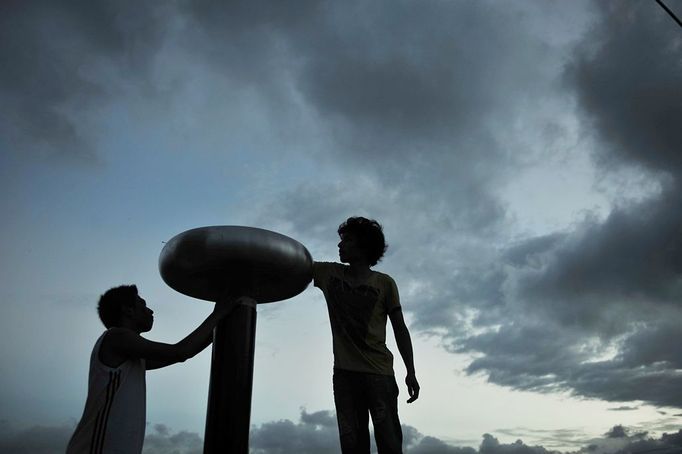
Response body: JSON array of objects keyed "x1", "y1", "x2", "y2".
[
  {"x1": 100, "y1": 328, "x2": 143, "y2": 356},
  {"x1": 99, "y1": 328, "x2": 139, "y2": 367}
]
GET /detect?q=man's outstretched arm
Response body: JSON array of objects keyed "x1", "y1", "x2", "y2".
[
  {"x1": 389, "y1": 308, "x2": 420, "y2": 403},
  {"x1": 105, "y1": 297, "x2": 254, "y2": 370},
  {"x1": 142, "y1": 300, "x2": 230, "y2": 370}
]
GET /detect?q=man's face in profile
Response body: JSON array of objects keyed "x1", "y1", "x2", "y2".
[
  {"x1": 132, "y1": 295, "x2": 154, "y2": 332},
  {"x1": 338, "y1": 233, "x2": 363, "y2": 264}
]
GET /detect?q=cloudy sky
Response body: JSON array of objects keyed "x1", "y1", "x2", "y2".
[{"x1": 2, "y1": 0, "x2": 682, "y2": 452}]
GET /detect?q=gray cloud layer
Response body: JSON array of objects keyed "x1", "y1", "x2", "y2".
[
  {"x1": 0, "y1": 411, "x2": 463, "y2": 454},
  {"x1": 0, "y1": 1, "x2": 173, "y2": 160},
  {"x1": 4, "y1": 0, "x2": 682, "y2": 413},
  {"x1": 228, "y1": 0, "x2": 682, "y2": 411},
  {"x1": 3, "y1": 413, "x2": 680, "y2": 454},
  {"x1": 182, "y1": 0, "x2": 557, "y2": 239},
  {"x1": 449, "y1": 1, "x2": 682, "y2": 408},
  {"x1": 245, "y1": 0, "x2": 682, "y2": 410},
  {"x1": 221, "y1": 0, "x2": 682, "y2": 410}
]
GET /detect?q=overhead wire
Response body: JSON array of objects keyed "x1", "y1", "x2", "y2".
[{"x1": 656, "y1": 0, "x2": 682, "y2": 28}]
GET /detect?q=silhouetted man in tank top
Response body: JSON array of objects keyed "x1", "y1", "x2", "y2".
[{"x1": 66, "y1": 284, "x2": 254, "y2": 454}]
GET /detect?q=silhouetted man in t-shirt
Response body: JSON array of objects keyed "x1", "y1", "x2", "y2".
[{"x1": 313, "y1": 217, "x2": 420, "y2": 454}]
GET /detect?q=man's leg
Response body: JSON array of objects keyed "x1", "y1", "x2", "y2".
[
  {"x1": 367, "y1": 374, "x2": 403, "y2": 454},
  {"x1": 333, "y1": 369, "x2": 371, "y2": 454}
]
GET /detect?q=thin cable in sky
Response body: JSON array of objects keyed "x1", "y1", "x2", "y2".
[{"x1": 656, "y1": 0, "x2": 682, "y2": 28}]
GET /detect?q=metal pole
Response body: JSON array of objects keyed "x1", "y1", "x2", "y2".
[{"x1": 204, "y1": 303, "x2": 257, "y2": 453}]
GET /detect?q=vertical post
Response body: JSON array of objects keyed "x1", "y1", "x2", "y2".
[{"x1": 204, "y1": 303, "x2": 257, "y2": 454}]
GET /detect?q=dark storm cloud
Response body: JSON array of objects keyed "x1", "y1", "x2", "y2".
[
  {"x1": 185, "y1": 0, "x2": 548, "y2": 145},
  {"x1": 219, "y1": 0, "x2": 682, "y2": 411},
  {"x1": 249, "y1": 408, "x2": 340, "y2": 454},
  {"x1": 0, "y1": 1, "x2": 169, "y2": 158},
  {"x1": 609, "y1": 406, "x2": 639, "y2": 412},
  {"x1": 249, "y1": 408, "x2": 482, "y2": 453},
  {"x1": 217, "y1": 0, "x2": 574, "y2": 344},
  {"x1": 0, "y1": 421, "x2": 203, "y2": 454},
  {"x1": 1, "y1": 0, "x2": 547, "y2": 254},
  {"x1": 447, "y1": 0, "x2": 682, "y2": 409},
  {"x1": 299, "y1": 409, "x2": 337, "y2": 427},
  {"x1": 3, "y1": 416, "x2": 680, "y2": 454},
  {"x1": 605, "y1": 426, "x2": 628, "y2": 439},
  {"x1": 463, "y1": 320, "x2": 682, "y2": 407},
  {"x1": 567, "y1": 2, "x2": 682, "y2": 174},
  {"x1": 9, "y1": 0, "x2": 681, "y2": 420},
  {"x1": 577, "y1": 426, "x2": 682, "y2": 454},
  {"x1": 480, "y1": 434, "x2": 554, "y2": 454},
  {"x1": 289, "y1": 2, "x2": 512, "y2": 143},
  {"x1": 189, "y1": 0, "x2": 566, "y2": 238},
  {"x1": 514, "y1": 188, "x2": 682, "y2": 332},
  {"x1": 142, "y1": 423, "x2": 203, "y2": 454},
  {"x1": 0, "y1": 421, "x2": 72, "y2": 454}
]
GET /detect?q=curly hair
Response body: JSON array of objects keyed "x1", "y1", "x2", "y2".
[
  {"x1": 338, "y1": 216, "x2": 388, "y2": 267},
  {"x1": 97, "y1": 284, "x2": 138, "y2": 328}
]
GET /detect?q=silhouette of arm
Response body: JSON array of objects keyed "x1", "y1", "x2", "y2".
[
  {"x1": 103, "y1": 298, "x2": 248, "y2": 370},
  {"x1": 389, "y1": 308, "x2": 420, "y2": 403},
  {"x1": 143, "y1": 308, "x2": 223, "y2": 370}
]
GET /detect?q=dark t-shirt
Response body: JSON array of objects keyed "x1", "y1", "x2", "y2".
[{"x1": 313, "y1": 262, "x2": 401, "y2": 375}]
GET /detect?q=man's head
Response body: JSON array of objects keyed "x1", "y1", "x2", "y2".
[
  {"x1": 337, "y1": 217, "x2": 388, "y2": 267},
  {"x1": 97, "y1": 285, "x2": 154, "y2": 332}
]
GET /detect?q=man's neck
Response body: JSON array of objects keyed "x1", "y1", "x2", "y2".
[
  {"x1": 346, "y1": 261, "x2": 372, "y2": 279},
  {"x1": 117, "y1": 319, "x2": 141, "y2": 333}
]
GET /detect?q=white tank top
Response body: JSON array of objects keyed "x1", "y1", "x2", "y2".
[{"x1": 66, "y1": 330, "x2": 146, "y2": 454}]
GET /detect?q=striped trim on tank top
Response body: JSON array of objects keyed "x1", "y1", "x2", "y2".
[{"x1": 89, "y1": 370, "x2": 122, "y2": 454}]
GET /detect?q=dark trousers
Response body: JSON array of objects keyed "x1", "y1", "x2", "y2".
[{"x1": 332, "y1": 369, "x2": 403, "y2": 454}]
